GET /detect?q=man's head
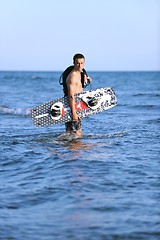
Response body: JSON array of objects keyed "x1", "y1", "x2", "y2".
[
  {"x1": 73, "y1": 53, "x2": 85, "y2": 71},
  {"x1": 73, "y1": 53, "x2": 85, "y2": 64}
]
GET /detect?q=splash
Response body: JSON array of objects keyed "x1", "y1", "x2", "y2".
[
  {"x1": 0, "y1": 105, "x2": 31, "y2": 116},
  {"x1": 83, "y1": 131, "x2": 128, "y2": 139}
]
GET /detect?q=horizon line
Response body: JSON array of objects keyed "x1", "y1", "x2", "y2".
[{"x1": 0, "y1": 69, "x2": 160, "y2": 72}]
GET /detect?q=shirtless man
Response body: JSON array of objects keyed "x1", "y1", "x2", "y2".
[{"x1": 65, "y1": 53, "x2": 91, "y2": 138}]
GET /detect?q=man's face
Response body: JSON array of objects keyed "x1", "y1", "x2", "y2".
[{"x1": 74, "y1": 58, "x2": 85, "y2": 71}]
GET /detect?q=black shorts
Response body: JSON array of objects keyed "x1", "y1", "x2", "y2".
[{"x1": 65, "y1": 119, "x2": 82, "y2": 132}]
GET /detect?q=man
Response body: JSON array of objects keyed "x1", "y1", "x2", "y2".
[{"x1": 65, "y1": 53, "x2": 91, "y2": 138}]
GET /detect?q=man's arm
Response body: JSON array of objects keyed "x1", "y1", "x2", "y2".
[{"x1": 67, "y1": 74, "x2": 79, "y2": 121}]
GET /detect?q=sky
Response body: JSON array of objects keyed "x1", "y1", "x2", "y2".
[{"x1": 0, "y1": 0, "x2": 159, "y2": 71}]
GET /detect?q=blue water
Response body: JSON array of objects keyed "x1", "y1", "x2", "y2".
[{"x1": 0, "y1": 71, "x2": 160, "y2": 240}]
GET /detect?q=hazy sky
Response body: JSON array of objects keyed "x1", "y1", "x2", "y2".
[{"x1": 0, "y1": 0, "x2": 159, "y2": 71}]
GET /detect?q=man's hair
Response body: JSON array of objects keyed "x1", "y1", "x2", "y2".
[{"x1": 73, "y1": 53, "x2": 85, "y2": 64}]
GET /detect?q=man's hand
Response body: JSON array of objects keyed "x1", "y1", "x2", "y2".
[
  {"x1": 87, "y1": 76, "x2": 92, "y2": 83},
  {"x1": 72, "y1": 111, "x2": 79, "y2": 121}
]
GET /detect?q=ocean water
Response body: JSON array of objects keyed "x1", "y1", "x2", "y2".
[{"x1": 0, "y1": 71, "x2": 160, "y2": 240}]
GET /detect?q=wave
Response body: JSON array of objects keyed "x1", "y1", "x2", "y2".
[
  {"x1": 0, "y1": 105, "x2": 31, "y2": 116},
  {"x1": 146, "y1": 118, "x2": 160, "y2": 124},
  {"x1": 131, "y1": 104, "x2": 159, "y2": 110},
  {"x1": 133, "y1": 92, "x2": 160, "y2": 97},
  {"x1": 31, "y1": 76, "x2": 44, "y2": 80},
  {"x1": 83, "y1": 131, "x2": 128, "y2": 139}
]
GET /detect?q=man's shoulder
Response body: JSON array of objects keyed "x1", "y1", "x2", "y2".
[
  {"x1": 67, "y1": 71, "x2": 79, "y2": 81},
  {"x1": 70, "y1": 70, "x2": 78, "y2": 77}
]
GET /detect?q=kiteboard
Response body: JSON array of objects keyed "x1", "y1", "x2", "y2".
[{"x1": 31, "y1": 87, "x2": 117, "y2": 127}]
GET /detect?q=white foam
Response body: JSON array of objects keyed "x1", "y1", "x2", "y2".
[{"x1": 0, "y1": 105, "x2": 31, "y2": 116}]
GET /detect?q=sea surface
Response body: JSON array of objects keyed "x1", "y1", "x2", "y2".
[{"x1": 0, "y1": 71, "x2": 160, "y2": 240}]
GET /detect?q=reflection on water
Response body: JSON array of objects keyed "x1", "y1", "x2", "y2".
[
  {"x1": 56, "y1": 132, "x2": 95, "y2": 152},
  {"x1": 45, "y1": 132, "x2": 97, "y2": 161},
  {"x1": 63, "y1": 139, "x2": 93, "y2": 151}
]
